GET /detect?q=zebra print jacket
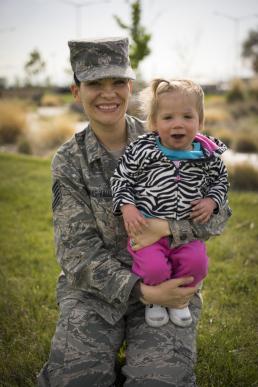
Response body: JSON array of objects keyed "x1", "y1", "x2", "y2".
[{"x1": 111, "y1": 132, "x2": 229, "y2": 221}]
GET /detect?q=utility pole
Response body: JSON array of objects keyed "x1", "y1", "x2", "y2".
[
  {"x1": 60, "y1": 0, "x2": 110, "y2": 38},
  {"x1": 214, "y1": 12, "x2": 258, "y2": 78}
]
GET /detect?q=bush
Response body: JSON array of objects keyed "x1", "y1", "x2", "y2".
[
  {"x1": 213, "y1": 129, "x2": 233, "y2": 148},
  {"x1": 226, "y1": 79, "x2": 246, "y2": 103},
  {"x1": 248, "y1": 78, "x2": 258, "y2": 100},
  {"x1": 229, "y1": 163, "x2": 258, "y2": 191},
  {"x1": 205, "y1": 108, "x2": 230, "y2": 126},
  {"x1": 233, "y1": 133, "x2": 258, "y2": 153},
  {"x1": 35, "y1": 115, "x2": 75, "y2": 151},
  {"x1": 0, "y1": 100, "x2": 27, "y2": 144},
  {"x1": 40, "y1": 94, "x2": 62, "y2": 107},
  {"x1": 17, "y1": 137, "x2": 33, "y2": 155}
]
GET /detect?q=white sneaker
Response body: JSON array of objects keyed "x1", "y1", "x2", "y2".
[
  {"x1": 168, "y1": 306, "x2": 192, "y2": 327},
  {"x1": 145, "y1": 304, "x2": 169, "y2": 327}
]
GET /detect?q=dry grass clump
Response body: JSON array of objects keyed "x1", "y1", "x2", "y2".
[
  {"x1": 31, "y1": 114, "x2": 76, "y2": 154},
  {"x1": 229, "y1": 163, "x2": 258, "y2": 191},
  {"x1": 40, "y1": 94, "x2": 63, "y2": 107},
  {"x1": 211, "y1": 128, "x2": 234, "y2": 148},
  {"x1": 17, "y1": 137, "x2": 33, "y2": 155},
  {"x1": 247, "y1": 78, "x2": 258, "y2": 100},
  {"x1": 233, "y1": 132, "x2": 258, "y2": 153},
  {"x1": 229, "y1": 99, "x2": 258, "y2": 118},
  {"x1": 0, "y1": 100, "x2": 27, "y2": 144},
  {"x1": 205, "y1": 107, "x2": 230, "y2": 126},
  {"x1": 226, "y1": 78, "x2": 246, "y2": 103}
]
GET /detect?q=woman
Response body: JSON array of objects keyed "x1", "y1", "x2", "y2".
[{"x1": 38, "y1": 37, "x2": 230, "y2": 387}]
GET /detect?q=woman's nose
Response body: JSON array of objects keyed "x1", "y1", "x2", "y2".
[{"x1": 100, "y1": 86, "x2": 116, "y2": 98}]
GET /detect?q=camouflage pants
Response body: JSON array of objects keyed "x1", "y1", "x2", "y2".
[{"x1": 37, "y1": 294, "x2": 202, "y2": 387}]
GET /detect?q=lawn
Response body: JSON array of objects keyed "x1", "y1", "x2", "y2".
[{"x1": 0, "y1": 152, "x2": 257, "y2": 387}]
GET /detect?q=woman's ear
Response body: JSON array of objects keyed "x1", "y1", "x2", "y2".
[{"x1": 70, "y1": 84, "x2": 81, "y2": 103}]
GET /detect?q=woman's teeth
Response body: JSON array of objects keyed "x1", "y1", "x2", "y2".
[{"x1": 98, "y1": 104, "x2": 118, "y2": 111}]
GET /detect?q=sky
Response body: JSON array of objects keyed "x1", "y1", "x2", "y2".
[{"x1": 1, "y1": 0, "x2": 258, "y2": 86}]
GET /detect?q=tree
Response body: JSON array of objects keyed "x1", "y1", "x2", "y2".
[
  {"x1": 242, "y1": 28, "x2": 258, "y2": 74},
  {"x1": 24, "y1": 49, "x2": 46, "y2": 85},
  {"x1": 114, "y1": 0, "x2": 151, "y2": 70}
]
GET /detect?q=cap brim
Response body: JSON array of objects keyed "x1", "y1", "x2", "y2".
[{"x1": 76, "y1": 65, "x2": 136, "y2": 82}]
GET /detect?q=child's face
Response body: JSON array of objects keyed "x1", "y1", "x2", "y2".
[{"x1": 154, "y1": 91, "x2": 202, "y2": 151}]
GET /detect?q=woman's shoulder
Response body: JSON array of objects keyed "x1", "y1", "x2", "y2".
[{"x1": 52, "y1": 131, "x2": 83, "y2": 171}]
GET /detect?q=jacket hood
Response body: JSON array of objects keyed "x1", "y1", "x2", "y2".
[{"x1": 195, "y1": 133, "x2": 228, "y2": 156}]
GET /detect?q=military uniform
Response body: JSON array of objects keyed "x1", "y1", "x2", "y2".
[
  {"x1": 38, "y1": 115, "x2": 231, "y2": 387},
  {"x1": 38, "y1": 37, "x2": 231, "y2": 387}
]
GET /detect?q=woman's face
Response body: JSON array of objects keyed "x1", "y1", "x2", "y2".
[{"x1": 72, "y1": 78, "x2": 132, "y2": 128}]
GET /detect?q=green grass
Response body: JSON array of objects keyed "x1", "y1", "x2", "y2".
[
  {"x1": 0, "y1": 153, "x2": 59, "y2": 387},
  {"x1": 0, "y1": 153, "x2": 258, "y2": 387},
  {"x1": 197, "y1": 192, "x2": 258, "y2": 386}
]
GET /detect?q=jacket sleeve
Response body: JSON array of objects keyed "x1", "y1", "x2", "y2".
[
  {"x1": 206, "y1": 157, "x2": 229, "y2": 208},
  {"x1": 111, "y1": 142, "x2": 139, "y2": 215},
  {"x1": 51, "y1": 149, "x2": 139, "y2": 305},
  {"x1": 168, "y1": 156, "x2": 231, "y2": 247},
  {"x1": 168, "y1": 201, "x2": 232, "y2": 247}
]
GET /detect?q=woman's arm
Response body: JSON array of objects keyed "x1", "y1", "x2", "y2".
[
  {"x1": 51, "y1": 149, "x2": 139, "y2": 306},
  {"x1": 130, "y1": 201, "x2": 232, "y2": 250},
  {"x1": 133, "y1": 277, "x2": 199, "y2": 308}
]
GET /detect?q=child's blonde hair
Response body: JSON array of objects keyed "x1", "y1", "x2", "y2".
[{"x1": 139, "y1": 79, "x2": 205, "y2": 131}]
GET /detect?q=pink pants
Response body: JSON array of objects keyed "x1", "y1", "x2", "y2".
[{"x1": 128, "y1": 238, "x2": 208, "y2": 286}]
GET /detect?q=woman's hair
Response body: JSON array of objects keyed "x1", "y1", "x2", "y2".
[
  {"x1": 74, "y1": 73, "x2": 81, "y2": 86},
  {"x1": 139, "y1": 78, "x2": 205, "y2": 131}
]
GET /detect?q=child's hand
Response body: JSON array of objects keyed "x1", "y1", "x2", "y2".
[
  {"x1": 121, "y1": 204, "x2": 148, "y2": 235},
  {"x1": 190, "y1": 198, "x2": 217, "y2": 224}
]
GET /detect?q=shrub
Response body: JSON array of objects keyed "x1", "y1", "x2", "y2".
[
  {"x1": 213, "y1": 128, "x2": 233, "y2": 148},
  {"x1": 226, "y1": 78, "x2": 246, "y2": 103},
  {"x1": 40, "y1": 94, "x2": 62, "y2": 107},
  {"x1": 233, "y1": 133, "x2": 258, "y2": 153},
  {"x1": 205, "y1": 108, "x2": 230, "y2": 126},
  {"x1": 229, "y1": 99, "x2": 258, "y2": 118},
  {"x1": 35, "y1": 115, "x2": 75, "y2": 151},
  {"x1": 17, "y1": 137, "x2": 33, "y2": 155},
  {"x1": 229, "y1": 163, "x2": 258, "y2": 191},
  {"x1": 247, "y1": 78, "x2": 258, "y2": 100},
  {"x1": 0, "y1": 100, "x2": 27, "y2": 144}
]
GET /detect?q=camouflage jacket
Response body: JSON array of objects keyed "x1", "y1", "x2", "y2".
[{"x1": 51, "y1": 115, "x2": 232, "y2": 325}]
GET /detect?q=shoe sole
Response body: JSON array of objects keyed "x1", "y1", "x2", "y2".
[
  {"x1": 169, "y1": 315, "x2": 192, "y2": 327},
  {"x1": 145, "y1": 314, "x2": 169, "y2": 328}
]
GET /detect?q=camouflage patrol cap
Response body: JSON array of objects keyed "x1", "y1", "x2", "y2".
[{"x1": 68, "y1": 37, "x2": 136, "y2": 82}]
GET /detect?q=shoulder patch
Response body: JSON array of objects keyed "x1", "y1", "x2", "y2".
[{"x1": 52, "y1": 180, "x2": 62, "y2": 211}]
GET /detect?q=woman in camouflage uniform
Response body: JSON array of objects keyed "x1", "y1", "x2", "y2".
[{"x1": 38, "y1": 37, "x2": 231, "y2": 387}]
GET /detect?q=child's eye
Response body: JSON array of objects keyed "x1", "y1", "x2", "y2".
[
  {"x1": 163, "y1": 115, "x2": 172, "y2": 120},
  {"x1": 184, "y1": 115, "x2": 193, "y2": 119}
]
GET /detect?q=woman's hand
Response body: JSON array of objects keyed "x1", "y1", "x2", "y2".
[
  {"x1": 129, "y1": 217, "x2": 170, "y2": 251},
  {"x1": 140, "y1": 277, "x2": 198, "y2": 308}
]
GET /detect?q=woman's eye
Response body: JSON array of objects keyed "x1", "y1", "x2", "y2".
[
  {"x1": 87, "y1": 81, "x2": 100, "y2": 87},
  {"x1": 114, "y1": 79, "x2": 127, "y2": 85}
]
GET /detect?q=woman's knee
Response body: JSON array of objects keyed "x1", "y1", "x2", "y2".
[{"x1": 40, "y1": 299, "x2": 122, "y2": 386}]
